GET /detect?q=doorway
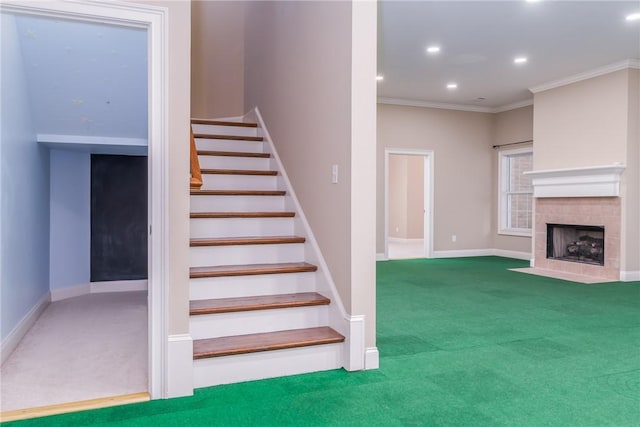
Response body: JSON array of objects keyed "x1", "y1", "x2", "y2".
[
  {"x1": 384, "y1": 149, "x2": 434, "y2": 260},
  {"x1": 0, "y1": 0, "x2": 170, "y2": 414}
]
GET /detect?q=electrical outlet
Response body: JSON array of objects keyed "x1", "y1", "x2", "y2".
[
  {"x1": 451, "y1": 235, "x2": 457, "y2": 242},
  {"x1": 331, "y1": 164, "x2": 338, "y2": 184},
  {"x1": 395, "y1": 227, "x2": 399, "y2": 233}
]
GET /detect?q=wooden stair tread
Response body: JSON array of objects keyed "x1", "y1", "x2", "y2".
[
  {"x1": 190, "y1": 292, "x2": 330, "y2": 315},
  {"x1": 197, "y1": 150, "x2": 270, "y2": 158},
  {"x1": 194, "y1": 134, "x2": 263, "y2": 141},
  {"x1": 190, "y1": 212, "x2": 295, "y2": 219},
  {"x1": 201, "y1": 169, "x2": 277, "y2": 176},
  {"x1": 190, "y1": 236, "x2": 305, "y2": 247},
  {"x1": 190, "y1": 262, "x2": 317, "y2": 278},
  {"x1": 193, "y1": 327, "x2": 344, "y2": 359},
  {"x1": 191, "y1": 119, "x2": 258, "y2": 128},
  {"x1": 191, "y1": 190, "x2": 286, "y2": 196}
]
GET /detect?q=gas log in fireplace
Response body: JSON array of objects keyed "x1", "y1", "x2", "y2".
[{"x1": 546, "y1": 224, "x2": 605, "y2": 266}]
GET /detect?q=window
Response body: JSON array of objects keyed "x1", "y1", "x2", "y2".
[{"x1": 498, "y1": 147, "x2": 533, "y2": 236}]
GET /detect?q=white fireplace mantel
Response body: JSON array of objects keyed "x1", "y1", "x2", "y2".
[{"x1": 525, "y1": 164, "x2": 626, "y2": 198}]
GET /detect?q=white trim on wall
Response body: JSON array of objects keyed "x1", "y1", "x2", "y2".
[
  {"x1": 530, "y1": 59, "x2": 640, "y2": 94},
  {"x1": 620, "y1": 271, "x2": 640, "y2": 282},
  {"x1": 378, "y1": 97, "x2": 533, "y2": 114},
  {"x1": 166, "y1": 334, "x2": 193, "y2": 398},
  {"x1": 365, "y1": 347, "x2": 380, "y2": 370},
  {"x1": 37, "y1": 134, "x2": 147, "y2": 147},
  {"x1": 1, "y1": 0, "x2": 171, "y2": 400},
  {"x1": 50, "y1": 280, "x2": 149, "y2": 302},
  {"x1": 1, "y1": 292, "x2": 50, "y2": 365},
  {"x1": 384, "y1": 148, "x2": 434, "y2": 260},
  {"x1": 433, "y1": 249, "x2": 494, "y2": 258},
  {"x1": 525, "y1": 165, "x2": 626, "y2": 198}
]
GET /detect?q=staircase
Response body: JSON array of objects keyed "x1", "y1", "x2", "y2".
[{"x1": 189, "y1": 118, "x2": 345, "y2": 388}]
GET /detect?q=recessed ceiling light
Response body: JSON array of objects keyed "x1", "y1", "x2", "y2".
[
  {"x1": 426, "y1": 46, "x2": 441, "y2": 54},
  {"x1": 376, "y1": 75, "x2": 384, "y2": 81},
  {"x1": 447, "y1": 83, "x2": 458, "y2": 89},
  {"x1": 626, "y1": 12, "x2": 640, "y2": 21},
  {"x1": 514, "y1": 56, "x2": 528, "y2": 64}
]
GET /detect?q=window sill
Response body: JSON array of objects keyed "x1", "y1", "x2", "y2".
[{"x1": 498, "y1": 230, "x2": 532, "y2": 238}]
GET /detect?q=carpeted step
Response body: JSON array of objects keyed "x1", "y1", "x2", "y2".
[
  {"x1": 193, "y1": 327, "x2": 344, "y2": 359},
  {"x1": 190, "y1": 262, "x2": 318, "y2": 279},
  {"x1": 190, "y1": 292, "x2": 330, "y2": 315}
]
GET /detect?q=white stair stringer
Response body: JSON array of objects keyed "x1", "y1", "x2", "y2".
[{"x1": 189, "y1": 114, "x2": 355, "y2": 389}]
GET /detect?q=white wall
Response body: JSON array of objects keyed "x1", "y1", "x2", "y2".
[
  {"x1": 533, "y1": 68, "x2": 639, "y2": 276},
  {"x1": 377, "y1": 104, "x2": 494, "y2": 254},
  {"x1": 1, "y1": 14, "x2": 51, "y2": 341},
  {"x1": 244, "y1": 1, "x2": 377, "y2": 349},
  {"x1": 492, "y1": 106, "x2": 534, "y2": 255},
  {"x1": 49, "y1": 150, "x2": 90, "y2": 291},
  {"x1": 191, "y1": 0, "x2": 245, "y2": 118}
]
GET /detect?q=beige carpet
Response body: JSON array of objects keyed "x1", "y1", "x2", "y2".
[{"x1": 0, "y1": 292, "x2": 148, "y2": 412}]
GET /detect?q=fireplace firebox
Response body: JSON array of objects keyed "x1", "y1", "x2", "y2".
[{"x1": 546, "y1": 224, "x2": 605, "y2": 266}]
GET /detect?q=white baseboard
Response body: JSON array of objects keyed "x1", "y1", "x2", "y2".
[
  {"x1": 364, "y1": 347, "x2": 379, "y2": 370},
  {"x1": 51, "y1": 283, "x2": 90, "y2": 302},
  {"x1": 388, "y1": 237, "x2": 423, "y2": 243},
  {"x1": 376, "y1": 253, "x2": 387, "y2": 261},
  {"x1": 91, "y1": 280, "x2": 148, "y2": 293},
  {"x1": 343, "y1": 315, "x2": 365, "y2": 371},
  {"x1": 492, "y1": 249, "x2": 532, "y2": 261},
  {"x1": 620, "y1": 271, "x2": 640, "y2": 282},
  {"x1": 167, "y1": 334, "x2": 194, "y2": 398},
  {"x1": 50, "y1": 280, "x2": 148, "y2": 302},
  {"x1": 432, "y1": 248, "x2": 532, "y2": 261},
  {"x1": 433, "y1": 249, "x2": 494, "y2": 258},
  {"x1": 1, "y1": 292, "x2": 50, "y2": 365}
]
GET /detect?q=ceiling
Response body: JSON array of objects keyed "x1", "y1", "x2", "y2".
[
  {"x1": 12, "y1": 14, "x2": 147, "y2": 141},
  {"x1": 378, "y1": 1, "x2": 640, "y2": 111}
]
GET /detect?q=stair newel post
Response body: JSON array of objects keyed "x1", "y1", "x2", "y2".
[{"x1": 190, "y1": 127, "x2": 203, "y2": 189}]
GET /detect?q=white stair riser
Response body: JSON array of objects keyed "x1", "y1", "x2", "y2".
[
  {"x1": 190, "y1": 243, "x2": 304, "y2": 267},
  {"x1": 196, "y1": 138, "x2": 264, "y2": 153},
  {"x1": 190, "y1": 217, "x2": 294, "y2": 238},
  {"x1": 190, "y1": 195, "x2": 286, "y2": 213},
  {"x1": 193, "y1": 343, "x2": 343, "y2": 388},
  {"x1": 201, "y1": 174, "x2": 278, "y2": 191},
  {"x1": 190, "y1": 305, "x2": 328, "y2": 339},
  {"x1": 192, "y1": 124, "x2": 257, "y2": 137},
  {"x1": 199, "y1": 155, "x2": 271, "y2": 171},
  {"x1": 190, "y1": 272, "x2": 317, "y2": 300}
]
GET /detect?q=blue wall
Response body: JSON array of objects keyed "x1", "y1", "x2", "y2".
[
  {"x1": 1, "y1": 14, "x2": 51, "y2": 341},
  {"x1": 49, "y1": 150, "x2": 90, "y2": 291}
]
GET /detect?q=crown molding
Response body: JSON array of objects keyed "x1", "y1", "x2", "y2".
[
  {"x1": 491, "y1": 99, "x2": 534, "y2": 113},
  {"x1": 377, "y1": 97, "x2": 534, "y2": 114},
  {"x1": 377, "y1": 97, "x2": 493, "y2": 113},
  {"x1": 530, "y1": 59, "x2": 640, "y2": 94}
]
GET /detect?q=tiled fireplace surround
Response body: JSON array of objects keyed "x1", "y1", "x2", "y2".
[
  {"x1": 528, "y1": 165, "x2": 626, "y2": 281},
  {"x1": 534, "y1": 197, "x2": 621, "y2": 280}
]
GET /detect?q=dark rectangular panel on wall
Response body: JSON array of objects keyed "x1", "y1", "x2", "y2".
[{"x1": 91, "y1": 154, "x2": 148, "y2": 282}]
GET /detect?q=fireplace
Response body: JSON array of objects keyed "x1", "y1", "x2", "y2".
[
  {"x1": 525, "y1": 164, "x2": 626, "y2": 281},
  {"x1": 546, "y1": 224, "x2": 604, "y2": 266}
]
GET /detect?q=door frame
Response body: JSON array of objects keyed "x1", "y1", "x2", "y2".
[
  {"x1": 0, "y1": 0, "x2": 169, "y2": 399},
  {"x1": 384, "y1": 148, "x2": 434, "y2": 260}
]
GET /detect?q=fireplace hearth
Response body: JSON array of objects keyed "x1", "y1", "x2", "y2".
[{"x1": 546, "y1": 223, "x2": 605, "y2": 266}]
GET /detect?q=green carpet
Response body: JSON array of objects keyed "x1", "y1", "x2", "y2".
[{"x1": 8, "y1": 257, "x2": 640, "y2": 426}]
